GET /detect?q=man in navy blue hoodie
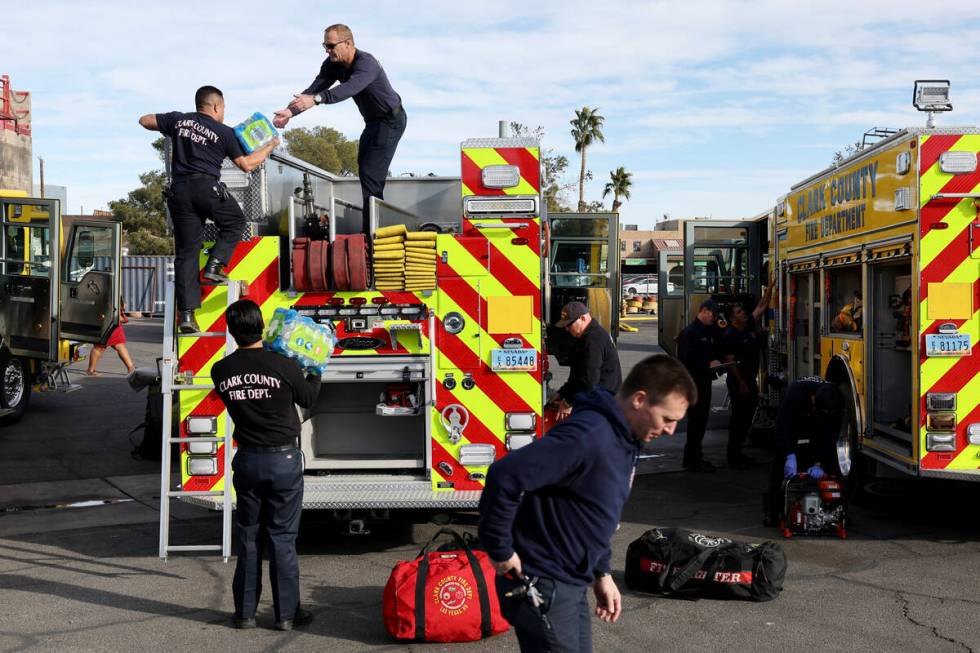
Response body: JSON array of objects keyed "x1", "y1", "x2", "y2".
[{"x1": 479, "y1": 355, "x2": 697, "y2": 652}]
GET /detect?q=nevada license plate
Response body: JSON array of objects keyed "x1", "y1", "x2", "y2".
[
  {"x1": 925, "y1": 333, "x2": 972, "y2": 357},
  {"x1": 491, "y1": 348, "x2": 537, "y2": 372}
]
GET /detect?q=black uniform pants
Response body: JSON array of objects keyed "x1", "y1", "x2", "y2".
[
  {"x1": 727, "y1": 380, "x2": 759, "y2": 463},
  {"x1": 167, "y1": 177, "x2": 246, "y2": 311},
  {"x1": 231, "y1": 446, "x2": 304, "y2": 622},
  {"x1": 497, "y1": 574, "x2": 591, "y2": 653},
  {"x1": 683, "y1": 377, "x2": 713, "y2": 467},
  {"x1": 357, "y1": 107, "x2": 407, "y2": 234}
]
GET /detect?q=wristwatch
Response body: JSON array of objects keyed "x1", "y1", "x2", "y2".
[
  {"x1": 314, "y1": 93, "x2": 324, "y2": 105},
  {"x1": 594, "y1": 571, "x2": 610, "y2": 580}
]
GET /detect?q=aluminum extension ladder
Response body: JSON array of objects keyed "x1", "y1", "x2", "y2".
[{"x1": 158, "y1": 274, "x2": 243, "y2": 561}]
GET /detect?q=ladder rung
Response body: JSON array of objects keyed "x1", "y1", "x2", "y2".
[
  {"x1": 169, "y1": 437, "x2": 226, "y2": 443},
  {"x1": 168, "y1": 490, "x2": 226, "y2": 497},
  {"x1": 166, "y1": 545, "x2": 223, "y2": 552},
  {"x1": 177, "y1": 331, "x2": 227, "y2": 338},
  {"x1": 172, "y1": 384, "x2": 215, "y2": 391}
]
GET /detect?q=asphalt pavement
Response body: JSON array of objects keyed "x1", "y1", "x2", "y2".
[{"x1": 1, "y1": 317, "x2": 979, "y2": 652}]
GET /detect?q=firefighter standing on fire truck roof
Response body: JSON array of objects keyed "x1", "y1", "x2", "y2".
[
  {"x1": 139, "y1": 86, "x2": 278, "y2": 334},
  {"x1": 272, "y1": 23, "x2": 405, "y2": 236},
  {"x1": 479, "y1": 355, "x2": 696, "y2": 652}
]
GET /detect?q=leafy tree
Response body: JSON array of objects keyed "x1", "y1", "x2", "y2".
[
  {"x1": 283, "y1": 126, "x2": 359, "y2": 175},
  {"x1": 509, "y1": 122, "x2": 575, "y2": 213},
  {"x1": 110, "y1": 137, "x2": 173, "y2": 255},
  {"x1": 570, "y1": 107, "x2": 605, "y2": 211},
  {"x1": 602, "y1": 166, "x2": 633, "y2": 213},
  {"x1": 833, "y1": 140, "x2": 863, "y2": 166}
]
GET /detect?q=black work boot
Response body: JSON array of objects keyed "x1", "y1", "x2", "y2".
[
  {"x1": 202, "y1": 257, "x2": 229, "y2": 284},
  {"x1": 275, "y1": 607, "x2": 314, "y2": 631},
  {"x1": 177, "y1": 310, "x2": 200, "y2": 334}
]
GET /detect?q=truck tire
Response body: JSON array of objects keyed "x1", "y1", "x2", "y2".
[{"x1": 0, "y1": 351, "x2": 31, "y2": 426}]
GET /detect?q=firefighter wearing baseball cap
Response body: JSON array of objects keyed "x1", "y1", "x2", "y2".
[
  {"x1": 676, "y1": 299, "x2": 724, "y2": 472},
  {"x1": 550, "y1": 301, "x2": 622, "y2": 421}
]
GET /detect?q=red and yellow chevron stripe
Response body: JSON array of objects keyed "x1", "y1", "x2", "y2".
[
  {"x1": 461, "y1": 146, "x2": 540, "y2": 197},
  {"x1": 917, "y1": 133, "x2": 980, "y2": 475}
]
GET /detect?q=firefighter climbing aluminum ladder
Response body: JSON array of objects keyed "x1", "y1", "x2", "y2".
[{"x1": 158, "y1": 274, "x2": 244, "y2": 561}]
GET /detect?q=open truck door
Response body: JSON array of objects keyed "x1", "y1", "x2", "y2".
[
  {"x1": 544, "y1": 212, "x2": 619, "y2": 365},
  {"x1": 0, "y1": 196, "x2": 121, "y2": 424},
  {"x1": 682, "y1": 220, "x2": 764, "y2": 329},
  {"x1": 657, "y1": 250, "x2": 683, "y2": 357}
]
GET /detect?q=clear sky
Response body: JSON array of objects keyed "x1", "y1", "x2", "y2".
[{"x1": 5, "y1": 1, "x2": 980, "y2": 227}]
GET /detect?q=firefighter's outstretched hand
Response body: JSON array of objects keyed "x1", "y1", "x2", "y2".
[
  {"x1": 272, "y1": 109, "x2": 292, "y2": 129},
  {"x1": 288, "y1": 93, "x2": 316, "y2": 113},
  {"x1": 593, "y1": 575, "x2": 621, "y2": 623},
  {"x1": 493, "y1": 552, "x2": 522, "y2": 577}
]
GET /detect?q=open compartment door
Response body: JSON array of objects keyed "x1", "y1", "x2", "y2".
[
  {"x1": 58, "y1": 219, "x2": 122, "y2": 343},
  {"x1": 657, "y1": 250, "x2": 683, "y2": 357},
  {"x1": 682, "y1": 220, "x2": 763, "y2": 326}
]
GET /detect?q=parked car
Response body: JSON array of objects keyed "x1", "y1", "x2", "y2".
[{"x1": 622, "y1": 276, "x2": 657, "y2": 296}]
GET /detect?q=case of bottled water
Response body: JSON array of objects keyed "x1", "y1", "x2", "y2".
[
  {"x1": 234, "y1": 112, "x2": 278, "y2": 154},
  {"x1": 263, "y1": 308, "x2": 336, "y2": 375}
]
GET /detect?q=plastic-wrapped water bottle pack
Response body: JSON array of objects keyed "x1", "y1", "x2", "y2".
[
  {"x1": 234, "y1": 112, "x2": 278, "y2": 154},
  {"x1": 262, "y1": 308, "x2": 336, "y2": 375}
]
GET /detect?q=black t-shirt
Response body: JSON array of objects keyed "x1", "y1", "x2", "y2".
[
  {"x1": 302, "y1": 50, "x2": 402, "y2": 122},
  {"x1": 156, "y1": 111, "x2": 244, "y2": 178},
  {"x1": 557, "y1": 320, "x2": 622, "y2": 402},
  {"x1": 722, "y1": 318, "x2": 761, "y2": 388},
  {"x1": 774, "y1": 379, "x2": 842, "y2": 467},
  {"x1": 677, "y1": 319, "x2": 719, "y2": 384},
  {"x1": 211, "y1": 347, "x2": 321, "y2": 447}
]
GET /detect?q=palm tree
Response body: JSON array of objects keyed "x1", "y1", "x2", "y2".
[
  {"x1": 570, "y1": 107, "x2": 605, "y2": 211},
  {"x1": 602, "y1": 166, "x2": 633, "y2": 213}
]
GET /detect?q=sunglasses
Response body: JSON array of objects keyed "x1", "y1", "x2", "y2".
[{"x1": 322, "y1": 39, "x2": 348, "y2": 51}]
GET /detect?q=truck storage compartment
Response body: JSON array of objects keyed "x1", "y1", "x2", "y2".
[{"x1": 301, "y1": 358, "x2": 428, "y2": 471}]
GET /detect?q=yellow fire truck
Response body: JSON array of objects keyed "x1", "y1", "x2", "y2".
[
  {"x1": 0, "y1": 190, "x2": 123, "y2": 425},
  {"x1": 158, "y1": 132, "x2": 620, "y2": 556},
  {"x1": 770, "y1": 124, "x2": 980, "y2": 483},
  {"x1": 665, "y1": 118, "x2": 980, "y2": 486}
]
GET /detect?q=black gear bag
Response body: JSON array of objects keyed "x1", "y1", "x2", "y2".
[{"x1": 625, "y1": 527, "x2": 786, "y2": 601}]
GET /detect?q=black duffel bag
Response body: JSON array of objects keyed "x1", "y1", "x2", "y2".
[{"x1": 625, "y1": 527, "x2": 786, "y2": 601}]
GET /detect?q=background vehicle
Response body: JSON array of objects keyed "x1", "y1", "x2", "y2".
[{"x1": 622, "y1": 275, "x2": 657, "y2": 296}]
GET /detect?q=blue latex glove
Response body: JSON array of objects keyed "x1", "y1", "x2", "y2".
[
  {"x1": 783, "y1": 454, "x2": 797, "y2": 478},
  {"x1": 807, "y1": 464, "x2": 825, "y2": 480}
]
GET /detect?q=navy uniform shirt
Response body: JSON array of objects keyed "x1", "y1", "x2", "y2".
[
  {"x1": 677, "y1": 318, "x2": 720, "y2": 384},
  {"x1": 156, "y1": 111, "x2": 244, "y2": 179},
  {"x1": 302, "y1": 50, "x2": 402, "y2": 122},
  {"x1": 722, "y1": 317, "x2": 761, "y2": 390}
]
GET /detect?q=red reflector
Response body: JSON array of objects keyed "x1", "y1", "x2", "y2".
[
  {"x1": 930, "y1": 222, "x2": 949, "y2": 230},
  {"x1": 511, "y1": 237, "x2": 529, "y2": 245},
  {"x1": 372, "y1": 296, "x2": 389, "y2": 304},
  {"x1": 328, "y1": 297, "x2": 345, "y2": 305},
  {"x1": 349, "y1": 297, "x2": 367, "y2": 305}
]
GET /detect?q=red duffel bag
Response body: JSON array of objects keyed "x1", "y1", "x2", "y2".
[{"x1": 383, "y1": 528, "x2": 509, "y2": 643}]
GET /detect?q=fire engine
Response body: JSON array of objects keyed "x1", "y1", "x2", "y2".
[
  {"x1": 661, "y1": 81, "x2": 980, "y2": 487},
  {"x1": 159, "y1": 131, "x2": 620, "y2": 557}
]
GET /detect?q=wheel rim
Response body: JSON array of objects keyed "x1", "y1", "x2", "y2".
[
  {"x1": 3, "y1": 359, "x2": 25, "y2": 408},
  {"x1": 836, "y1": 417, "x2": 852, "y2": 478}
]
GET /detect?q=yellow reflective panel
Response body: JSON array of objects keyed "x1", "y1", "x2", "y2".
[
  {"x1": 927, "y1": 282, "x2": 973, "y2": 320},
  {"x1": 487, "y1": 295, "x2": 533, "y2": 334}
]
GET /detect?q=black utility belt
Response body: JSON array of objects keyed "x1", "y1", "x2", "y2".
[
  {"x1": 172, "y1": 173, "x2": 219, "y2": 182},
  {"x1": 237, "y1": 444, "x2": 297, "y2": 453}
]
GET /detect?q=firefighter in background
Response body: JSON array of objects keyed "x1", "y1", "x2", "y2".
[
  {"x1": 139, "y1": 86, "x2": 278, "y2": 334},
  {"x1": 272, "y1": 23, "x2": 405, "y2": 236},
  {"x1": 677, "y1": 299, "x2": 723, "y2": 472},
  {"x1": 721, "y1": 278, "x2": 775, "y2": 469},
  {"x1": 551, "y1": 301, "x2": 622, "y2": 421},
  {"x1": 765, "y1": 378, "x2": 845, "y2": 525}
]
